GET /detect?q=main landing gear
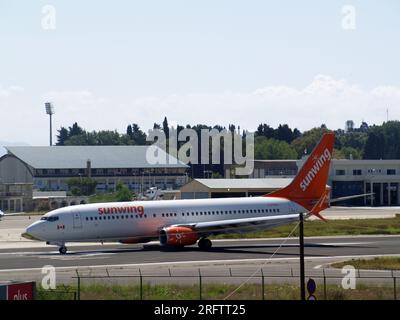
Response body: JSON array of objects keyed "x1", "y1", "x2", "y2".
[
  {"x1": 59, "y1": 246, "x2": 68, "y2": 255},
  {"x1": 198, "y1": 238, "x2": 212, "y2": 250}
]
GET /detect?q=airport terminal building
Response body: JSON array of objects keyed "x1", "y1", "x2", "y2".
[
  {"x1": 0, "y1": 146, "x2": 188, "y2": 211},
  {"x1": 330, "y1": 159, "x2": 400, "y2": 206},
  {"x1": 218, "y1": 159, "x2": 400, "y2": 206}
]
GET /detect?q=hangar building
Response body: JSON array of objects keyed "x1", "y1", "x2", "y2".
[{"x1": 0, "y1": 146, "x2": 188, "y2": 212}]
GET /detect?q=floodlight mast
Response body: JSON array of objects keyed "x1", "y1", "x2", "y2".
[{"x1": 45, "y1": 102, "x2": 55, "y2": 146}]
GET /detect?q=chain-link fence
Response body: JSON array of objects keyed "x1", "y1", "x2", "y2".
[{"x1": 43, "y1": 267, "x2": 399, "y2": 300}]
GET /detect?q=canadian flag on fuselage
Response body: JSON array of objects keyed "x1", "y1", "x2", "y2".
[{"x1": 265, "y1": 132, "x2": 335, "y2": 217}]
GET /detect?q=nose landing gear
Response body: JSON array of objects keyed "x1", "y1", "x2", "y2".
[{"x1": 59, "y1": 246, "x2": 68, "y2": 255}]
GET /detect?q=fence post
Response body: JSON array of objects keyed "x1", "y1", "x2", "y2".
[
  {"x1": 323, "y1": 268, "x2": 327, "y2": 300},
  {"x1": 394, "y1": 276, "x2": 397, "y2": 300},
  {"x1": 76, "y1": 270, "x2": 81, "y2": 301},
  {"x1": 139, "y1": 268, "x2": 143, "y2": 300},
  {"x1": 261, "y1": 269, "x2": 265, "y2": 300},
  {"x1": 198, "y1": 269, "x2": 202, "y2": 300},
  {"x1": 77, "y1": 276, "x2": 81, "y2": 300}
]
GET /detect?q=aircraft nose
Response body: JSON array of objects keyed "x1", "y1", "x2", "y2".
[{"x1": 21, "y1": 223, "x2": 44, "y2": 241}]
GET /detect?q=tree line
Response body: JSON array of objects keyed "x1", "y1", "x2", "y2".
[{"x1": 56, "y1": 118, "x2": 400, "y2": 161}]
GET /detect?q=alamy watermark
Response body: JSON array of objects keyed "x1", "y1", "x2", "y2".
[
  {"x1": 341, "y1": 265, "x2": 356, "y2": 289},
  {"x1": 146, "y1": 128, "x2": 254, "y2": 176},
  {"x1": 341, "y1": 5, "x2": 356, "y2": 30},
  {"x1": 41, "y1": 265, "x2": 56, "y2": 290},
  {"x1": 41, "y1": 5, "x2": 57, "y2": 30}
]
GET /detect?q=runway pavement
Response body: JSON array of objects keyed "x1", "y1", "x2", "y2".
[
  {"x1": 1, "y1": 210, "x2": 400, "y2": 286},
  {"x1": 0, "y1": 236, "x2": 399, "y2": 286}
]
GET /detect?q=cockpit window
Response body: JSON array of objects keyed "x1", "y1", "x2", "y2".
[{"x1": 40, "y1": 216, "x2": 59, "y2": 222}]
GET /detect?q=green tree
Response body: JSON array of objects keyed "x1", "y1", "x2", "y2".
[
  {"x1": 333, "y1": 147, "x2": 362, "y2": 159},
  {"x1": 290, "y1": 127, "x2": 330, "y2": 158},
  {"x1": 115, "y1": 182, "x2": 132, "y2": 201},
  {"x1": 95, "y1": 130, "x2": 123, "y2": 145},
  {"x1": 162, "y1": 116, "x2": 169, "y2": 139},
  {"x1": 363, "y1": 121, "x2": 400, "y2": 159},
  {"x1": 255, "y1": 137, "x2": 297, "y2": 159},
  {"x1": 67, "y1": 177, "x2": 97, "y2": 196},
  {"x1": 56, "y1": 127, "x2": 69, "y2": 145},
  {"x1": 127, "y1": 125, "x2": 133, "y2": 138},
  {"x1": 68, "y1": 122, "x2": 84, "y2": 137},
  {"x1": 130, "y1": 124, "x2": 147, "y2": 145}
]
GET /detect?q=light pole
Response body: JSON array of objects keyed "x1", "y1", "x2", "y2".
[{"x1": 45, "y1": 102, "x2": 55, "y2": 146}]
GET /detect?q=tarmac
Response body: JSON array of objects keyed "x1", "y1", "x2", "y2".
[{"x1": 0, "y1": 207, "x2": 399, "y2": 287}]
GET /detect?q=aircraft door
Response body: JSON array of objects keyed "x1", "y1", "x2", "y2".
[{"x1": 73, "y1": 211, "x2": 83, "y2": 229}]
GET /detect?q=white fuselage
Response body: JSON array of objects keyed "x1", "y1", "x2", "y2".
[{"x1": 24, "y1": 197, "x2": 306, "y2": 245}]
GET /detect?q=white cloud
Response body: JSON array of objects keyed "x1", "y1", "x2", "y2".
[
  {"x1": 122, "y1": 75, "x2": 400, "y2": 132},
  {"x1": 371, "y1": 86, "x2": 400, "y2": 97},
  {"x1": 1, "y1": 76, "x2": 400, "y2": 145},
  {"x1": 0, "y1": 85, "x2": 24, "y2": 98}
]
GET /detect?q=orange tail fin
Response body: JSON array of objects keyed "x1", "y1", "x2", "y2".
[{"x1": 265, "y1": 132, "x2": 335, "y2": 216}]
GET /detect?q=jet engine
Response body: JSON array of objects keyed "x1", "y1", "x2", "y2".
[{"x1": 159, "y1": 226, "x2": 199, "y2": 246}]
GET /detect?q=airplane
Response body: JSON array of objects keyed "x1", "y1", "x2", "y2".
[
  {"x1": 139, "y1": 187, "x2": 165, "y2": 201},
  {"x1": 22, "y1": 132, "x2": 364, "y2": 255}
]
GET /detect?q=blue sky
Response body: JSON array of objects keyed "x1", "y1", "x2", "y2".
[{"x1": 1, "y1": 0, "x2": 399, "y2": 146}]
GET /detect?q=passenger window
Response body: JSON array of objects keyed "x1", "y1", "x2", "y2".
[
  {"x1": 108, "y1": 216, "x2": 111, "y2": 220},
  {"x1": 153, "y1": 214, "x2": 156, "y2": 218},
  {"x1": 112, "y1": 216, "x2": 115, "y2": 220},
  {"x1": 90, "y1": 217, "x2": 93, "y2": 221}
]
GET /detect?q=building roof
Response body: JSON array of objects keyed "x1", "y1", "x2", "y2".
[
  {"x1": 5, "y1": 146, "x2": 189, "y2": 169},
  {"x1": 194, "y1": 178, "x2": 292, "y2": 190}
]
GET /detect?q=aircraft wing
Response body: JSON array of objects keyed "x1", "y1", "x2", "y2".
[
  {"x1": 0, "y1": 212, "x2": 29, "y2": 218},
  {"x1": 169, "y1": 214, "x2": 300, "y2": 236},
  {"x1": 330, "y1": 193, "x2": 374, "y2": 203}
]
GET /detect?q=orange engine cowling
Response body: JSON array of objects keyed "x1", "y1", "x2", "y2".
[{"x1": 159, "y1": 226, "x2": 199, "y2": 246}]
